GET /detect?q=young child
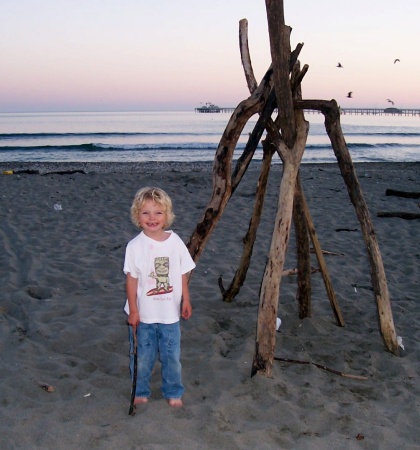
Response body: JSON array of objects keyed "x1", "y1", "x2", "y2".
[{"x1": 123, "y1": 187, "x2": 195, "y2": 408}]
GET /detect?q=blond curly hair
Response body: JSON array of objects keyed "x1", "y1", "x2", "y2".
[{"x1": 130, "y1": 187, "x2": 175, "y2": 229}]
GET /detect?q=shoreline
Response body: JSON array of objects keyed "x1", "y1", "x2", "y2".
[{"x1": 1, "y1": 160, "x2": 419, "y2": 175}]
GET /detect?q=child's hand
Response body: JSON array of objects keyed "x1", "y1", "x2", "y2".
[
  {"x1": 181, "y1": 300, "x2": 192, "y2": 320},
  {"x1": 127, "y1": 311, "x2": 140, "y2": 328}
]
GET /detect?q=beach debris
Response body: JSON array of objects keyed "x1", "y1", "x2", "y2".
[
  {"x1": 351, "y1": 283, "x2": 373, "y2": 292},
  {"x1": 274, "y1": 357, "x2": 368, "y2": 380},
  {"x1": 3, "y1": 170, "x2": 14, "y2": 175},
  {"x1": 276, "y1": 317, "x2": 282, "y2": 330},
  {"x1": 39, "y1": 383, "x2": 55, "y2": 393},
  {"x1": 336, "y1": 62, "x2": 343, "y2": 68},
  {"x1": 356, "y1": 433, "x2": 365, "y2": 440},
  {"x1": 377, "y1": 211, "x2": 420, "y2": 220},
  {"x1": 347, "y1": 91, "x2": 353, "y2": 98},
  {"x1": 394, "y1": 58, "x2": 400, "y2": 64},
  {"x1": 281, "y1": 266, "x2": 320, "y2": 276},
  {"x1": 385, "y1": 189, "x2": 420, "y2": 199},
  {"x1": 84, "y1": 393, "x2": 92, "y2": 397},
  {"x1": 309, "y1": 248, "x2": 344, "y2": 256},
  {"x1": 53, "y1": 203, "x2": 62, "y2": 211},
  {"x1": 397, "y1": 336, "x2": 405, "y2": 350}
]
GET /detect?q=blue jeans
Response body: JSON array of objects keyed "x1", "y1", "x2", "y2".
[{"x1": 128, "y1": 322, "x2": 184, "y2": 399}]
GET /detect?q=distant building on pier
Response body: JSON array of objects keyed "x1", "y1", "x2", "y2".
[{"x1": 195, "y1": 103, "x2": 221, "y2": 113}]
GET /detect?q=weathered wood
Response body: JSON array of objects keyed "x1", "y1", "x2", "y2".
[
  {"x1": 377, "y1": 211, "x2": 420, "y2": 220},
  {"x1": 295, "y1": 99, "x2": 399, "y2": 354},
  {"x1": 219, "y1": 140, "x2": 275, "y2": 302},
  {"x1": 385, "y1": 189, "x2": 420, "y2": 199},
  {"x1": 293, "y1": 172, "x2": 312, "y2": 318},
  {"x1": 239, "y1": 19, "x2": 258, "y2": 94},
  {"x1": 293, "y1": 99, "x2": 400, "y2": 354},
  {"x1": 300, "y1": 178, "x2": 345, "y2": 326},
  {"x1": 274, "y1": 357, "x2": 368, "y2": 380},
  {"x1": 265, "y1": 0, "x2": 296, "y2": 148},
  {"x1": 186, "y1": 67, "x2": 274, "y2": 262},
  {"x1": 231, "y1": 90, "x2": 277, "y2": 192},
  {"x1": 325, "y1": 107, "x2": 399, "y2": 354},
  {"x1": 252, "y1": 111, "x2": 309, "y2": 377},
  {"x1": 252, "y1": 2, "x2": 310, "y2": 375}
]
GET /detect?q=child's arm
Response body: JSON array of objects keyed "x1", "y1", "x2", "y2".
[
  {"x1": 181, "y1": 273, "x2": 192, "y2": 320},
  {"x1": 126, "y1": 273, "x2": 140, "y2": 328}
]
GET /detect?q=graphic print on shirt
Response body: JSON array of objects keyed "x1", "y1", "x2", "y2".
[{"x1": 147, "y1": 256, "x2": 174, "y2": 296}]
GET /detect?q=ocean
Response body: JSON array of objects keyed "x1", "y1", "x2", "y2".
[{"x1": 0, "y1": 111, "x2": 419, "y2": 164}]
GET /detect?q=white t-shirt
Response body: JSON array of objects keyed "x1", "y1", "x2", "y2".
[{"x1": 123, "y1": 231, "x2": 196, "y2": 324}]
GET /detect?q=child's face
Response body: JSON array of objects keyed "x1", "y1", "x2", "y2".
[{"x1": 138, "y1": 199, "x2": 168, "y2": 237}]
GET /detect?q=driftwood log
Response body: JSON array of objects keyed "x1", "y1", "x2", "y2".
[
  {"x1": 296, "y1": 98, "x2": 399, "y2": 355},
  {"x1": 218, "y1": 138, "x2": 275, "y2": 302},
  {"x1": 252, "y1": 0, "x2": 310, "y2": 377},
  {"x1": 274, "y1": 357, "x2": 368, "y2": 380},
  {"x1": 186, "y1": 66, "x2": 274, "y2": 261},
  {"x1": 299, "y1": 178, "x2": 344, "y2": 326},
  {"x1": 377, "y1": 211, "x2": 420, "y2": 220},
  {"x1": 385, "y1": 189, "x2": 420, "y2": 199},
  {"x1": 293, "y1": 173, "x2": 312, "y2": 319}
]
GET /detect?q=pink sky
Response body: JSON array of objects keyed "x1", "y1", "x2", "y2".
[{"x1": 1, "y1": 0, "x2": 419, "y2": 112}]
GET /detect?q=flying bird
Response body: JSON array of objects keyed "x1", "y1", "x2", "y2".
[
  {"x1": 394, "y1": 59, "x2": 400, "y2": 64},
  {"x1": 387, "y1": 99, "x2": 394, "y2": 105},
  {"x1": 337, "y1": 62, "x2": 343, "y2": 68},
  {"x1": 347, "y1": 92, "x2": 353, "y2": 98}
]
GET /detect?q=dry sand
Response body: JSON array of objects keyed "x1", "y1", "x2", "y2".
[{"x1": 0, "y1": 161, "x2": 419, "y2": 449}]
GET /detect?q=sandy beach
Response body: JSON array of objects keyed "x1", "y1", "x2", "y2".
[{"x1": 0, "y1": 161, "x2": 419, "y2": 449}]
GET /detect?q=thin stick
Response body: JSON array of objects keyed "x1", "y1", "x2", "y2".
[
  {"x1": 128, "y1": 328, "x2": 138, "y2": 416},
  {"x1": 274, "y1": 356, "x2": 368, "y2": 380}
]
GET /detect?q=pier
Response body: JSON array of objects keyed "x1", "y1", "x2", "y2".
[
  {"x1": 195, "y1": 106, "x2": 420, "y2": 116},
  {"x1": 308, "y1": 108, "x2": 420, "y2": 117}
]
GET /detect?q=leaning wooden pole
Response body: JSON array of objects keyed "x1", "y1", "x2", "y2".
[
  {"x1": 219, "y1": 140, "x2": 275, "y2": 302},
  {"x1": 252, "y1": 116, "x2": 309, "y2": 378},
  {"x1": 296, "y1": 99, "x2": 399, "y2": 355},
  {"x1": 299, "y1": 178, "x2": 345, "y2": 326},
  {"x1": 252, "y1": 0, "x2": 310, "y2": 377},
  {"x1": 323, "y1": 103, "x2": 399, "y2": 354},
  {"x1": 293, "y1": 172, "x2": 312, "y2": 319},
  {"x1": 186, "y1": 68, "x2": 273, "y2": 263}
]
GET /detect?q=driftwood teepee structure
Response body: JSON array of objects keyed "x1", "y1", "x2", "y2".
[{"x1": 187, "y1": 0, "x2": 399, "y2": 378}]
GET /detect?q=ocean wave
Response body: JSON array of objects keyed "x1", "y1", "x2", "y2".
[
  {"x1": 1, "y1": 141, "x2": 420, "y2": 153},
  {"x1": 2, "y1": 130, "x2": 420, "y2": 141},
  {"x1": 0, "y1": 143, "x2": 221, "y2": 152}
]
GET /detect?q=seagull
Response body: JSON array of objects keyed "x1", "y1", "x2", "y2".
[
  {"x1": 394, "y1": 58, "x2": 400, "y2": 64},
  {"x1": 387, "y1": 99, "x2": 394, "y2": 105},
  {"x1": 347, "y1": 91, "x2": 353, "y2": 98},
  {"x1": 337, "y1": 62, "x2": 343, "y2": 68}
]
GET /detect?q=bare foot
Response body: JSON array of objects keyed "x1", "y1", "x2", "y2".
[
  {"x1": 134, "y1": 397, "x2": 148, "y2": 405},
  {"x1": 168, "y1": 398, "x2": 183, "y2": 408}
]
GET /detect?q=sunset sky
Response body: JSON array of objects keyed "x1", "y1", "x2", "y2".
[{"x1": 1, "y1": 0, "x2": 419, "y2": 112}]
